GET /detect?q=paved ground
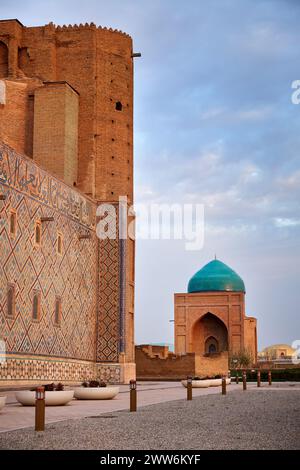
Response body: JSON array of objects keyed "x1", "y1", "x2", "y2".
[
  {"x1": 0, "y1": 381, "x2": 240, "y2": 433},
  {"x1": 0, "y1": 382, "x2": 299, "y2": 450}
]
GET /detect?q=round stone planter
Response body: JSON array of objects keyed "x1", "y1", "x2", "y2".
[
  {"x1": 15, "y1": 390, "x2": 74, "y2": 406},
  {"x1": 209, "y1": 378, "x2": 231, "y2": 386},
  {"x1": 182, "y1": 378, "x2": 231, "y2": 388},
  {"x1": 209, "y1": 378, "x2": 222, "y2": 387},
  {"x1": 74, "y1": 386, "x2": 119, "y2": 400},
  {"x1": 0, "y1": 396, "x2": 6, "y2": 411},
  {"x1": 181, "y1": 379, "x2": 211, "y2": 388}
]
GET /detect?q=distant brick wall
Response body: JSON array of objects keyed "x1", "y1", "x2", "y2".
[
  {"x1": 139, "y1": 344, "x2": 170, "y2": 359},
  {"x1": 136, "y1": 347, "x2": 229, "y2": 379},
  {"x1": 136, "y1": 347, "x2": 196, "y2": 379},
  {"x1": 244, "y1": 317, "x2": 257, "y2": 363}
]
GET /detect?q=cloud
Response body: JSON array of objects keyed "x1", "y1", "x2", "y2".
[{"x1": 274, "y1": 218, "x2": 300, "y2": 228}]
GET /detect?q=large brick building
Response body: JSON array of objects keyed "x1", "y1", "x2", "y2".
[{"x1": 0, "y1": 19, "x2": 137, "y2": 387}]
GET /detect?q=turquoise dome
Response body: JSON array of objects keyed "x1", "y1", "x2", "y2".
[{"x1": 188, "y1": 259, "x2": 245, "y2": 293}]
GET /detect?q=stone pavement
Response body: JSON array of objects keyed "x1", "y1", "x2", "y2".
[{"x1": 0, "y1": 381, "x2": 299, "y2": 433}]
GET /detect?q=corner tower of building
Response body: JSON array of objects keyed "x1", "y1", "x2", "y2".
[{"x1": 0, "y1": 19, "x2": 134, "y2": 203}]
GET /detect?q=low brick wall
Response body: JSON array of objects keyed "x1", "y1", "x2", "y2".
[
  {"x1": 136, "y1": 347, "x2": 229, "y2": 380},
  {"x1": 195, "y1": 351, "x2": 228, "y2": 376},
  {"x1": 136, "y1": 347, "x2": 196, "y2": 380}
]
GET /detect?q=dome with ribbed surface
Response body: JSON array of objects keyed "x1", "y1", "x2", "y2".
[{"x1": 188, "y1": 259, "x2": 245, "y2": 293}]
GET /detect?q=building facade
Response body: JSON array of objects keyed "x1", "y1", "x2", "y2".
[
  {"x1": 136, "y1": 259, "x2": 257, "y2": 380},
  {"x1": 174, "y1": 259, "x2": 257, "y2": 369},
  {"x1": 0, "y1": 19, "x2": 137, "y2": 387}
]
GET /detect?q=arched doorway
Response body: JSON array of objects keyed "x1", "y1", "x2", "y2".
[
  {"x1": 205, "y1": 336, "x2": 219, "y2": 354},
  {"x1": 192, "y1": 312, "x2": 228, "y2": 355},
  {"x1": 0, "y1": 41, "x2": 8, "y2": 78}
]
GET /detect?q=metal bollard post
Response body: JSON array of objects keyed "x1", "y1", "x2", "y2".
[
  {"x1": 242, "y1": 371, "x2": 247, "y2": 391},
  {"x1": 35, "y1": 386, "x2": 45, "y2": 432},
  {"x1": 268, "y1": 370, "x2": 272, "y2": 386},
  {"x1": 222, "y1": 376, "x2": 226, "y2": 395},
  {"x1": 257, "y1": 370, "x2": 261, "y2": 387},
  {"x1": 187, "y1": 376, "x2": 193, "y2": 401},
  {"x1": 130, "y1": 380, "x2": 137, "y2": 412},
  {"x1": 235, "y1": 374, "x2": 239, "y2": 385}
]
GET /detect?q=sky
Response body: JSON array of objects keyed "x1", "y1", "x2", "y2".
[{"x1": 2, "y1": 0, "x2": 300, "y2": 349}]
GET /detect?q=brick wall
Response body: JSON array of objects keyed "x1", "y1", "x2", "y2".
[
  {"x1": 33, "y1": 81, "x2": 79, "y2": 187},
  {"x1": 0, "y1": 19, "x2": 134, "y2": 203},
  {"x1": 174, "y1": 292, "x2": 246, "y2": 356},
  {"x1": 136, "y1": 347, "x2": 196, "y2": 380},
  {"x1": 244, "y1": 316, "x2": 257, "y2": 362},
  {"x1": 136, "y1": 346, "x2": 229, "y2": 380}
]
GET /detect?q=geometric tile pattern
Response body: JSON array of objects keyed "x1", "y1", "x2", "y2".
[
  {"x1": 0, "y1": 354, "x2": 121, "y2": 384},
  {"x1": 97, "y1": 207, "x2": 120, "y2": 362},
  {"x1": 0, "y1": 142, "x2": 98, "y2": 362}
]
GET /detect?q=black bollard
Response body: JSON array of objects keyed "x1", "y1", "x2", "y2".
[
  {"x1": 222, "y1": 376, "x2": 226, "y2": 395},
  {"x1": 35, "y1": 386, "x2": 45, "y2": 432},
  {"x1": 268, "y1": 370, "x2": 272, "y2": 386},
  {"x1": 130, "y1": 380, "x2": 137, "y2": 412},
  {"x1": 187, "y1": 376, "x2": 193, "y2": 401},
  {"x1": 242, "y1": 371, "x2": 247, "y2": 391}
]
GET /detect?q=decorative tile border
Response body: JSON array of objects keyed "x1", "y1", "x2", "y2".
[
  {"x1": 0, "y1": 142, "x2": 96, "y2": 228},
  {"x1": 0, "y1": 354, "x2": 124, "y2": 384}
]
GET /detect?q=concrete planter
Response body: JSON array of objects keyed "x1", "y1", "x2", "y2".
[
  {"x1": 209, "y1": 378, "x2": 222, "y2": 387},
  {"x1": 209, "y1": 378, "x2": 231, "y2": 386},
  {"x1": 15, "y1": 390, "x2": 74, "y2": 406},
  {"x1": 0, "y1": 396, "x2": 6, "y2": 411},
  {"x1": 182, "y1": 378, "x2": 231, "y2": 388},
  {"x1": 181, "y1": 379, "x2": 211, "y2": 388},
  {"x1": 74, "y1": 386, "x2": 119, "y2": 400}
]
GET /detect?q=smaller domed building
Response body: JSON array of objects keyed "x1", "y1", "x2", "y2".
[
  {"x1": 174, "y1": 259, "x2": 257, "y2": 374},
  {"x1": 258, "y1": 344, "x2": 296, "y2": 361},
  {"x1": 136, "y1": 258, "x2": 257, "y2": 380}
]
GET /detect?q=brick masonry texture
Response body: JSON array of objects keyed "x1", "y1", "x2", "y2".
[
  {"x1": 174, "y1": 292, "x2": 257, "y2": 360},
  {"x1": 0, "y1": 20, "x2": 134, "y2": 203}
]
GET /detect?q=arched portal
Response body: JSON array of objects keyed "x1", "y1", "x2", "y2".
[
  {"x1": 0, "y1": 41, "x2": 8, "y2": 78},
  {"x1": 205, "y1": 336, "x2": 218, "y2": 354},
  {"x1": 192, "y1": 312, "x2": 228, "y2": 355}
]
